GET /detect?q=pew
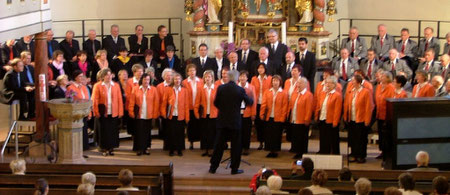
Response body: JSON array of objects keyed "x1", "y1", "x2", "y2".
[
  {"x1": 0, "y1": 163, "x2": 174, "y2": 195},
  {"x1": 1, "y1": 188, "x2": 149, "y2": 195}
]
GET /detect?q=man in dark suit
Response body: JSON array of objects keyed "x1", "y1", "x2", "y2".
[
  {"x1": 20, "y1": 51, "x2": 35, "y2": 118},
  {"x1": 214, "y1": 47, "x2": 229, "y2": 80},
  {"x1": 209, "y1": 70, "x2": 253, "y2": 175},
  {"x1": 282, "y1": 51, "x2": 296, "y2": 82},
  {"x1": 340, "y1": 27, "x2": 368, "y2": 61},
  {"x1": 103, "y1": 24, "x2": 126, "y2": 62},
  {"x1": 396, "y1": 28, "x2": 418, "y2": 69},
  {"x1": 15, "y1": 35, "x2": 35, "y2": 59},
  {"x1": 160, "y1": 46, "x2": 183, "y2": 79},
  {"x1": 1, "y1": 40, "x2": 19, "y2": 79},
  {"x1": 192, "y1": 43, "x2": 217, "y2": 78},
  {"x1": 237, "y1": 39, "x2": 258, "y2": 71},
  {"x1": 45, "y1": 29, "x2": 60, "y2": 59},
  {"x1": 295, "y1": 37, "x2": 316, "y2": 90},
  {"x1": 266, "y1": 29, "x2": 288, "y2": 72},
  {"x1": 228, "y1": 52, "x2": 246, "y2": 72},
  {"x1": 249, "y1": 47, "x2": 275, "y2": 78},
  {"x1": 150, "y1": 25, "x2": 175, "y2": 63},
  {"x1": 418, "y1": 27, "x2": 440, "y2": 61},
  {"x1": 83, "y1": 29, "x2": 101, "y2": 65},
  {"x1": 128, "y1": 25, "x2": 148, "y2": 58},
  {"x1": 359, "y1": 49, "x2": 381, "y2": 84},
  {"x1": 0, "y1": 59, "x2": 34, "y2": 120},
  {"x1": 59, "y1": 30, "x2": 80, "y2": 63},
  {"x1": 370, "y1": 24, "x2": 395, "y2": 61},
  {"x1": 433, "y1": 54, "x2": 450, "y2": 81}
]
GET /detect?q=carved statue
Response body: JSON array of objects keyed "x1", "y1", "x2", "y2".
[
  {"x1": 255, "y1": 0, "x2": 262, "y2": 13},
  {"x1": 207, "y1": 0, "x2": 223, "y2": 23},
  {"x1": 296, "y1": 0, "x2": 313, "y2": 23},
  {"x1": 193, "y1": 0, "x2": 206, "y2": 31},
  {"x1": 313, "y1": 0, "x2": 325, "y2": 32}
]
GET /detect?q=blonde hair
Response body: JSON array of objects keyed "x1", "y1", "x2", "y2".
[
  {"x1": 81, "y1": 172, "x2": 96, "y2": 185},
  {"x1": 95, "y1": 50, "x2": 107, "y2": 60},
  {"x1": 77, "y1": 183, "x2": 95, "y2": 195},
  {"x1": 354, "y1": 178, "x2": 372, "y2": 195},
  {"x1": 9, "y1": 159, "x2": 26, "y2": 174},
  {"x1": 267, "y1": 175, "x2": 283, "y2": 191},
  {"x1": 56, "y1": 74, "x2": 68, "y2": 85}
]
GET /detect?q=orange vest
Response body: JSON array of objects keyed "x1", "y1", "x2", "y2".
[
  {"x1": 394, "y1": 89, "x2": 408, "y2": 99},
  {"x1": 412, "y1": 83, "x2": 435, "y2": 97},
  {"x1": 314, "y1": 81, "x2": 342, "y2": 108},
  {"x1": 289, "y1": 90, "x2": 314, "y2": 125},
  {"x1": 92, "y1": 81, "x2": 124, "y2": 118},
  {"x1": 160, "y1": 86, "x2": 190, "y2": 122},
  {"x1": 315, "y1": 91, "x2": 342, "y2": 127},
  {"x1": 128, "y1": 85, "x2": 160, "y2": 119},
  {"x1": 343, "y1": 87, "x2": 374, "y2": 126},
  {"x1": 125, "y1": 78, "x2": 140, "y2": 111},
  {"x1": 67, "y1": 83, "x2": 90, "y2": 100},
  {"x1": 260, "y1": 89, "x2": 288, "y2": 122},
  {"x1": 251, "y1": 75, "x2": 272, "y2": 105},
  {"x1": 195, "y1": 84, "x2": 218, "y2": 119},
  {"x1": 375, "y1": 83, "x2": 395, "y2": 120},
  {"x1": 182, "y1": 77, "x2": 204, "y2": 110},
  {"x1": 239, "y1": 83, "x2": 257, "y2": 118}
]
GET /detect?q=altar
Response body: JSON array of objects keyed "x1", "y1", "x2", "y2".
[{"x1": 185, "y1": 0, "x2": 336, "y2": 59}]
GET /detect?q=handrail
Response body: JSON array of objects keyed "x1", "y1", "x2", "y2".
[{"x1": 0, "y1": 121, "x2": 17, "y2": 158}]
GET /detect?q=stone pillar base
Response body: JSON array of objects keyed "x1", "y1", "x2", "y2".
[{"x1": 57, "y1": 127, "x2": 86, "y2": 164}]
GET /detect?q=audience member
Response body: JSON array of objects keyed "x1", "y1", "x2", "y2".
[
  {"x1": 412, "y1": 71, "x2": 435, "y2": 97},
  {"x1": 81, "y1": 171, "x2": 96, "y2": 186},
  {"x1": 384, "y1": 187, "x2": 403, "y2": 195},
  {"x1": 398, "y1": 173, "x2": 422, "y2": 195},
  {"x1": 71, "y1": 51, "x2": 92, "y2": 80},
  {"x1": 20, "y1": 51, "x2": 35, "y2": 119},
  {"x1": 237, "y1": 39, "x2": 258, "y2": 73},
  {"x1": 91, "y1": 49, "x2": 109, "y2": 83},
  {"x1": 256, "y1": 185, "x2": 272, "y2": 195},
  {"x1": 117, "y1": 169, "x2": 139, "y2": 191},
  {"x1": 250, "y1": 167, "x2": 278, "y2": 192},
  {"x1": 432, "y1": 176, "x2": 449, "y2": 195},
  {"x1": 45, "y1": 29, "x2": 60, "y2": 59},
  {"x1": 408, "y1": 151, "x2": 439, "y2": 172},
  {"x1": 9, "y1": 159, "x2": 26, "y2": 175},
  {"x1": 34, "y1": 178, "x2": 49, "y2": 195},
  {"x1": 213, "y1": 47, "x2": 230, "y2": 78},
  {"x1": 396, "y1": 28, "x2": 418, "y2": 68},
  {"x1": 59, "y1": 30, "x2": 80, "y2": 62},
  {"x1": 250, "y1": 47, "x2": 275, "y2": 79},
  {"x1": 192, "y1": 43, "x2": 216, "y2": 78},
  {"x1": 306, "y1": 170, "x2": 333, "y2": 195},
  {"x1": 434, "y1": 54, "x2": 449, "y2": 81},
  {"x1": 295, "y1": 37, "x2": 316, "y2": 90},
  {"x1": 332, "y1": 48, "x2": 359, "y2": 84},
  {"x1": 382, "y1": 49, "x2": 412, "y2": 80},
  {"x1": 418, "y1": 27, "x2": 440, "y2": 61},
  {"x1": 160, "y1": 46, "x2": 183, "y2": 78},
  {"x1": 431, "y1": 75, "x2": 446, "y2": 97},
  {"x1": 77, "y1": 183, "x2": 95, "y2": 195},
  {"x1": 267, "y1": 175, "x2": 289, "y2": 194},
  {"x1": 355, "y1": 178, "x2": 372, "y2": 195},
  {"x1": 371, "y1": 24, "x2": 395, "y2": 61},
  {"x1": 298, "y1": 188, "x2": 313, "y2": 195},
  {"x1": 15, "y1": 35, "x2": 35, "y2": 59},
  {"x1": 150, "y1": 25, "x2": 175, "y2": 63},
  {"x1": 128, "y1": 25, "x2": 148, "y2": 58},
  {"x1": 52, "y1": 74, "x2": 69, "y2": 99},
  {"x1": 83, "y1": 29, "x2": 101, "y2": 65},
  {"x1": 266, "y1": 29, "x2": 288, "y2": 73},
  {"x1": 341, "y1": 27, "x2": 368, "y2": 61},
  {"x1": 49, "y1": 50, "x2": 72, "y2": 80},
  {"x1": 338, "y1": 167, "x2": 353, "y2": 181},
  {"x1": 290, "y1": 154, "x2": 314, "y2": 180},
  {"x1": 111, "y1": 47, "x2": 133, "y2": 78},
  {"x1": 103, "y1": 24, "x2": 126, "y2": 62}
]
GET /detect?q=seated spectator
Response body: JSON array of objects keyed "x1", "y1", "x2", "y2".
[
  {"x1": 117, "y1": 191, "x2": 129, "y2": 195},
  {"x1": 407, "y1": 151, "x2": 439, "y2": 172},
  {"x1": 385, "y1": 187, "x2": 402, "y2": 195},
  {"x1": 138, "y1": 49, "x2": 157, "y2": 71},
  {"x1": 51, "y1": 74, "x2": 69, "y2": 99},
  {"x1": 290, "y1": 157, "x2": 314, "y2": 180},
  {"x1": 305, "y1": 170, "x2": 333, "y2": 195},
  {"x1": 0, "y1": 58, "x2": 35, "y2": 120},
  {"x1": 34, "y1": 178, "x2": 49, "y2": 195},
  {"x1": 117, "y1": 169, "x2": 139, "y2": 191},
  {"x1": 9, "y1": 159, "x2": 26, "y2": 175},
  {"x1": 432, "y1": 176, "x2": 449, "y2": 195},
  {"x1": 398, "y1": 173, "x2": 422, "y2": 195},
  {"x1": 81, "y1": 172, "x2": 96, "y2": 186},
  {"x1": 49, "y1": 50, "x2": 72, "y2": 80},
  {"x1": 431, "y1": 75, "x2": 446, "y2": 97},
  {"x1": 77, "y1": 183, "x2": 94, "y2": 195},
  {"x1": 250, "y1": 167, "x2": 278, "y2": 192},
  {"x1": 267, "y1": 175, "x2": 289, "y2": 194},
  {"x1": 338, "y1": 167, "x2": 353, "y2": 181},
  {"x1": 298, "y1": 188, "x2": 313, "y2": 195},
  {"x1": 111, "y1": 48, "x2": 133, "y2": 80},
  {"x1": 256, "y1": 185, "x2": 272, "y2": 195},
  {"x1": 72, "y1": 51, "x2": 92, "y2": 81},
  {"x1": 355, "y1": 178, "x2": 372, "y2": 195}
]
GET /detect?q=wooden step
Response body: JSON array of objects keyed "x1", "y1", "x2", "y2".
[
  {"x1": 174, "y1": 176, "x2": 251, "y2": 187},
  {"x1": 174, "y1": 185, "x2": 251, "y2": 195}
]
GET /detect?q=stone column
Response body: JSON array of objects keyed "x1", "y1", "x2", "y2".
[
  {"x1": 33, "y1": 31, "x2": 49, "y2": 141},
  {"x1": 48, "y1": 99, "x2": 92, "y2": 164}
]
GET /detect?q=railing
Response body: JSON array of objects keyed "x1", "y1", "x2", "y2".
[
  {"x1": 51, "y1": 17, "x2": 185, "y2": 61},
  {"x1": 330, "y1": 18, "x2": 450, "y2": 57}
]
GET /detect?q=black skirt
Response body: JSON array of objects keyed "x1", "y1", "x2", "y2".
[
  {"x1": 166, "y1": 116, "x2": 186, "y2": 151},
  {"x1": 187, "y1": 110, "x2": 201, "y2": 142},
  {"x1": 98, "y1": 115, "x2": 119, "y2": 150},
  {"x1": 290, "y1": 124, "x2": 310, "y2": 154},
  {"x1": 134, "y1": 119, "x2": 152, "y2": 152},
  {"x1": 264, "y1": 118, "x2": 283, "y2": 151},
  {"x1": 200, "y1": 115, "x2": 216, "y2": 150}
]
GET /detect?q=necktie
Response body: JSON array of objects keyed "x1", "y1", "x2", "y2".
[
  {"x1": 232, "y1": 63, "x2": 236, "y2": 70},
  {"x1": 9, "y1": 48, "x2": 13, "y2": 60},
  {"x1": 425, "y1": 41, "x2": 429, "y2": 51},
  {"x1": 48, "y1": 42, "x2": 53, "y2": 58},
  {"x1": 272, "y1": 44, "x2": 275, "y2": 53},
  {"x1": 242, "y1": 51, "x2": 247, "y2": 63},
  {"x1": 367, "y1": 61, "x2": 372, "y2": 79},
  {"x1": 342, "y1": 61, "x2": 347, "y2": 80},
  {"x1": 17, "y1": 73, "x2": 21, "y2": 88},
  {"x1": 425, "y1": 62, "x2": 430, "y2": 72},
  {"x1": 442, "y1": 67, "x2": 446, "y2": 77},
  {"x1": 380, "y1": 37, "x2": 384, "y2": 48},
  {"x1": 286, "y1": 64, "x2": 290, "y2": 73},
  {"x1": 92, "y1": 40, "x2": 96, "y2": 56},
  {"x1": 26, "y1": 44, "x2": 30, "y2": 51},
  {"x1": 26, "y1": 67, "x2": 33, "y2": 83},
  {"x1": 391, "y1": 61, "x2": 395, "y2": 71},
  {"x1": 351, "y1": 40, "x2": 355, "y2": 53},
  {"x1": 301, "y1": 53, "x2": 304, "y2": 61},
  {"x1": 161, "y1": 39, "x2": 165, "y2": 52},
  {"x1": 401, "y1": 41, "x2": 406, "y2": 53},
  {"x1": 201, "y1": 59, "x2": 205, "y2": 67}
]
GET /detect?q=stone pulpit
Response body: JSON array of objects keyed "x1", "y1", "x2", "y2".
[{"x1": 48, "y1": 99, "x2": 92, "y2": 164}]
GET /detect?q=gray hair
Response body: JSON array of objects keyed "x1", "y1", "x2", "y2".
[
  {"x1": 350, "y1": 26, "x2": 359, "y2": 31},
  {"x1": 355, "y1": 178, "x2": 372, "y2": 195},
  {"x1": 215, "y1": 47, "x2": 224, "y2": 52},
  {"x1": 415, "y1": 151, "x2": 430, "y2": 166},
  {"x1": 82, "y1": 172, "x2": 96, "y2": 185},
  {"x1": 259, "y1": 47, "x2": 269, "y2": 54},
  {"x1": 77, "y1": 183, "x2": 95, "y2": 195},
  {"x1": 382, "y1": 71, "x2": 393, "y2": 82},
  {"x1": 299, "y1": 77, "x2": 308, "y2": 85},
  {"x1": 267, "y1": 175, "x2": 283, "y2": 191},
  {"x1": 9, "y1": 159, "x2": 26, "y2": 174},
  {"x1": 255, "y1": 185, "x2": 271, "y2": 195},
  {"x1": 268, "y1": 29, "x2": 278, "y2": 36},
  {"x1": 161, "y1": 68, "x2": 173, "y2": 79},
  {"x1": 111, "y1": 24, "x2": 119, "y2": 30},
  {"x1": 326, "y1": 75, "x2": 338, "y2": 84},
  {"x1": 146, "y1": 66, "x2": 155, "y2": 74},
  {"x1": 432, "y1": 75, "x2": 444, "y2": 85},
  {"x1": 228, "y1": 70, "x2": 239, "y2": 82}
]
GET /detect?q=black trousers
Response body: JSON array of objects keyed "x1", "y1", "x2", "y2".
[
  {"x1": 318, "y1": 121, "x2": 340, "y2": 154},
  {"x1": 166, "y1": 117, "x2": 185, "y2": 151},
  {"x1": 187, "y1": 110, "x2": 201, "y2": 142},
  {"x1": 381, "y1": 120, "x2": 394, "y2": 161},
  {"x1": 255, "y1": 104, "x2": 264, "y2": 142},
  {"x1": 200, "y1": 115, "x2": 216, "y2": 150},
  {"x1": 210, "y1": 127, "x2": 242, "y2": 171},
  {"x1": 241, "y1": 116, "x2": 252, "y2": 150},
  {"x1": 134, "y1": 119, "x2": 152, "y2": 152},
  {"x1": 25, "y1": 91, "x2": 35, "y2": 118},
  {"x1": 264, "y1": 118, "x2": 283, "y2": 152},
  {"x1": 290, "y1": 124, "x2": 310, "y2": 156},
  {"x1": 348, "y1": 121, "x2": 368, "y2": 159},
  {"x1": 12, "y1": 91, "x2": 28, "y2": 117},
  {"x1": 377, "y1": 119, "x2": 385, "y2": 151},
  {"x1": 98, "y1": 115, "x2": 119, "y2": 150},
  {"x1": 82, "y1": 117, "x2": 89, "y2": 150},
  {"x1": 161, "y1": 118, "x2": 169, "y2": 150}
]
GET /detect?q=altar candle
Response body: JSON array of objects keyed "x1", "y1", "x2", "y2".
[
  {"x1": 281, "y1": 22, "x2": 287, "y2": 45},
  {"x1": 228, "y1": 22, "x2": 234, "y2": 43}
]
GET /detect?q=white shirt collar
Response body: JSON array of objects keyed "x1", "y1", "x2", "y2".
[
  {"x1": 272, "y1": 41, "x2": 279, "y2": 49},
  {"x1": 289, "y1": 62, "x2": 295, "y2": 68},
  {"x1": 258, "y1": 74, "x2": 267, "y2": 80},
  {"x1": 204, "y1": 83, "x2": 214, "y2": 89},
  {"x1": 200, "y1": 56, "x2": 208, "y2": 61},
  {"x1": 270, "y1": 87, "x2": 283, "y2": 93},
  {"x1": 163, "y1": 81, "x2": 170, "y2": 86},
  {"x1": 261, "y1": 59, "x2": 268, "y2": 64},
  {"x1": 443, "y1": 63, "x2": 449, "y2": 69},
  {"x1": 101, "y1": 81, "x2": 115, "y2": 86},
  {"x1": 300, "y1": 49, "x2": 307, "y2": 56},
  {"x1": 238, "y1": 82, "x2": 249, "y2": 88},
  {"x1": 243, "y1": 49, "x2": 249, "y2": 53},
  {"x1": 216, "y1": 58, "x2": 223, "y2": 63},
  {"x1": 299, "y1": 88, "x2": 307, "y2": 95},
  {"x1": 173, "y1": 86, "x2": 181, "y2": 92},
  {"x1": 133, "y1": 77, "x2": 139, "y2": 84},
  {"x1": 328, "y1": 89, "x2": 336, "y2": 94},
  {"x1": 188, "y1": 76, "x2": 200, "y2": 83},
  {"x1": 139, "y1": 85, "x2": 151, "y2": 90},
  {"x1": 73, "y1": 82, "x2": 82, "y2": 88}
]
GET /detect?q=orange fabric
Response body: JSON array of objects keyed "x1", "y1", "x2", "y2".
[
  {"x1": 160, "y1": 87, "x2": 190, "y2": 122},
  {"x1": 314, "y1": 81, "x2": 342, "y2": 109},
  {"x1": 289, "y1": 90, "x2": 314, "y2": 125},
  {"x1": 161, "y1": 39, "x2": 165, "y2": 52},
  {"x1": 128, "y1": 86, "x2": 160, "y2": 119},
  {"x1": 182, "y1": 78, "x2": 204, "y2": 110},
  {"x1": 250, "y1": 75, "x2": 272, "y2": 104},
  {"x1": 48, "y1": 66, "x2": 54, "y2": 81},
  {"x1": 343, "y1": 87, "x2": 374, "y2": 126},
  {"x1": 214, "y1": 79, "x2": 226, "y2": 88},
  {"x1": 394, "y1": 89, "x2": 408, "y2": 99},
  {"x1": 345, "y1": 80, "x2": 373, "y2": 96},
  {"x1": 315, "y1": 91, "x2": 342, "y2": 127},
  {"x1": 195, "y1": 85, "x2": 218, "y2": 119},
  {"x1": 67, "y1": 84, "x2": 90, "y2": 100},
  {"x1": 92, "y1": 82, "x2": 124, "y2": 118},
  {"x1": 241, "y1": 83, "x2": 257, "y2": 118},
  {"x1": 125, "y1": 78, "x2": 139, "y2": 111},
  {"x1": 412, "y1": 83, "x2": 435, "y2": 97},
  {"x1": 375, "y1": 83, "x2": 395, "y2": 120},
  {"x1": 156, "y1": 82, "x2": 170, "y2": 98},
  {"x1": 283, "y1": 78, "x2": 310, "y2": 94},
  {"x1": 259, "y1": 89, "x2": 288, "y2": 122}
]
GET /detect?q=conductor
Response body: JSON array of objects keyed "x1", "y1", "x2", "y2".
[{"x1": 209, "y1": 70, "x2": 254, "y2": 175}]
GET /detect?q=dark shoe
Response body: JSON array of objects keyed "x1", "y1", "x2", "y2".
[
  {"x1": 231, "y1": 169, "x2": 244, "y2": 175},
  {"x1": 169, "y1": 151, "x2": 175, "y2": 156},
  {"x1": 18, "y1": 115, "x2": 27, "y2": 121},
  {"x1": 349, "y1": 156, "x2": 356, "y2": 162},
  {"x1": 137, "y1": 152, "x2": 142, "y2": 156},
  {"x1": 375, "y1": 153, "x2": 383, "y2": 159},
  {"x1": 242, "y1": 149, "x2": 249, "y2": 156},
  {"x1": 293, "y1": 154, "x2": 302, "y2": 159},
  {"x1": 357, "y1": 158, "x2": 366, "y2": 163},
  {"x1": 102, "y1": 152, "x2": 108, "y2": 156},
  {"x1": 289, "y1": 148, "x2": 294, "y2": 153},
  {"x1": 189, "y1": 143, "x2": 194, "y2": 150},
  {"x1": 208, "y1": 168, "x2": 216, "y2": 174},
  {"x1": 108, "y1": 151, "x2": 114, "y2": 156},
  {"x1": 143, "y1": 151, "x2": 150, "y2": 155},
  {"x1": 201, "y1": 152, "x2": 208, "y2": 157},
  {"x1": 177, "y1": 150, "x2": 183, "y2": 156},
  {"x1": 257, "y1": 143, "x2": 264, "y2": 150},
  {"x1": 83, "y1": 155, "x2": 89, "y2": 158},
  {"x1": 272, "y1": 153, "x2": 278, "y2": 158},
  {"x1": 266, "y1": 153, "x2": 273, "y2": 158}
]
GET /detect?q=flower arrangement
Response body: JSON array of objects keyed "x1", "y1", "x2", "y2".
[
  {"x1": 220, "y1": 41, "x2": 236, "y2": 56},
  {"x1": 65, "y1": 89, "x2": 77, "y2": 103}
]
